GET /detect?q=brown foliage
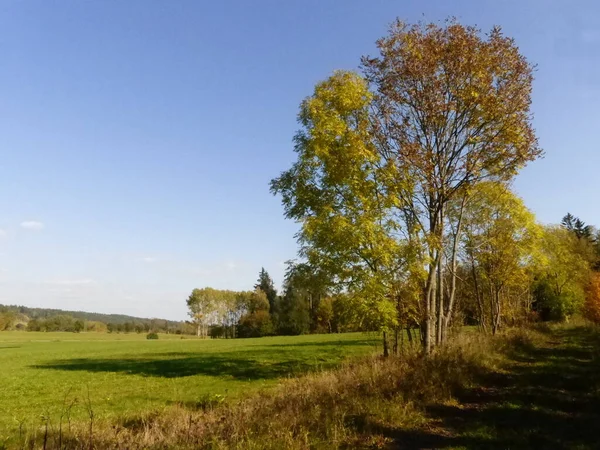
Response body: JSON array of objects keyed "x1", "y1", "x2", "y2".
[{"x1": 584, "y1": 273, "x2": 600, "y2": 324}]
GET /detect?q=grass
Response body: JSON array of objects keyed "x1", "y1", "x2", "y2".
[
  {"x1": 31, "y1": 329, "x2": 490, "y2": 449},
  {"x1": 393, "y1": 323, "x2": 600, "y2": 449},
  {"x1": 0, "y1": 331, "x2": 380, "y2": 445},
  {"x1": 6, "y1": 325, "x2": 600, "y2": 449}
]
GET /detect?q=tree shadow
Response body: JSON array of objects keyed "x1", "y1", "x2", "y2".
[
  {"x1": 32, "y1": 346, "x2": 355, "y2": 380},
  {"x1": 383, "y1": 326, "x2": 600, "y2": 449},
  {"x1": 263, "y1": 339, "x2": 379, "y2": 349}
]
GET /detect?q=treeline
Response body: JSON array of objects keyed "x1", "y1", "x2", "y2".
[
  {"x1": 0, "y1": 304, "x2": 181, "y2": 325},
  {"x1": 189, "y1": 209, "x2": 600, "y2": 344},
  {"x1": 186, "y1": 268, "x2": 363, "y2": 338},
  {"x1": 0, "y1": 305, "x2": 190, "y2": 334}
]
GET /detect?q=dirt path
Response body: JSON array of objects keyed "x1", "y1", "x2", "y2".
[{"x1": 392, "y1": 326, "x2": 600, "y2": 449}]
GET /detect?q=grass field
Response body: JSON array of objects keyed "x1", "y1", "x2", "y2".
[{"x1": 0, "y1": 331, "x2": 380, "y2": 441}]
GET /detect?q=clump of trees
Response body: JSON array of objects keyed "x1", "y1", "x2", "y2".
[
  {"x1": 188, "y1": 21, "x2": 600, "y2": 349},
  {"x1": 27, "y1": 315, "x2": 84, "y2": 333},
  {"x1": 271, "y1": 19, "x2": 541, "y2": 353},
  {"x1": 185, "y1": 267, "x2": 362, "y2": 339}
]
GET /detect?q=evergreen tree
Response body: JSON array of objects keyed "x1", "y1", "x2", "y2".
[{"x1": 254, "y1": 268, "x2": 278, "y2": 313}]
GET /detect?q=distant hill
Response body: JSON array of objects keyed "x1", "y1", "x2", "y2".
[{"x1": 0, "y1": 304, "x2": 182, "y2": 327}]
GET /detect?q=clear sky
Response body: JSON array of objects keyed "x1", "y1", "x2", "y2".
[{"x1": 0, "y1": 0, "x2": 598, "y2": 320}]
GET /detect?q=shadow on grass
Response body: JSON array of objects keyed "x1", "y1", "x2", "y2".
[
  {"x1": 384, "y1": 326, "x2": 600, "y2": 449},
  {"x1": 31, "y1": 345, "x2": 362, "y2": 380}
]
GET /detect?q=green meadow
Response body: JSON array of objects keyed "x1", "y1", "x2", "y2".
[{"x1": 0, "y1": 332, "x2": 380, "y2": 440}]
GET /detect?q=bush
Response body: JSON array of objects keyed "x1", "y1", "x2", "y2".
[
  {"x1": 146, "y1": 332, "x2": 159, "y2": 340},
  {"x1": 238, "y1": 310, "x2": 273, "y2": 337}
]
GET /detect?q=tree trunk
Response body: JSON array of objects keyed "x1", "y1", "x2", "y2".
[
  {"x1": 423, "y1": 275, "x2": 433, "y2": 354},
  {"x1": 492, "y1": 287, "x2": 502, "y2": 335},
  {"x1": 436, "y1": 204, "x2": 445, "y2": 346},
  {"x1": 443, "y1": 194, "x2": 466, "y2": 341},
  {"x1": 382, "y1": 331, "x2": 389, "y2": 358}
]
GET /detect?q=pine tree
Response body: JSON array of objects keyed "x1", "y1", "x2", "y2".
[{"x1": 254, "y1": 268, "x2": 277, "y2": 313}]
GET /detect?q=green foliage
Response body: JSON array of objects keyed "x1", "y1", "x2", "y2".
[
  {"x1": 460, "y1": 182, "x2": 541, "y2": 332},
  {"x1": 272, "y1": 21, "x2": 542, "y2": 352},
  {"x1": 146, "y1": 332, "x2": 159, "y2": 340},
  {"x1": 533, "y1": 226, "x2": 590, "y2": 321},
  {"x1": 0, "y1": 304, "x2": 177, "y2": 328},
  {"x1": 0, "y1": 311, "x2": 17, "y2": 331},
  {"x1": 276, "y1": 290, "x2": 311, "y2": 335},
  {"x1": 271, "y1": 70, "x2": 404, "y2": 335},
  {"x1": 238, "y1": 310, "x2": 274, "y2": 338}
]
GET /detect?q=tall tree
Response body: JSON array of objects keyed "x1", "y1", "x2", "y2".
[
  {"x1": 186, "y1": 288, "x2": 222, "y2": 338},
  {"x1": 271, "y1": 70, "x2": 407, "y2": 354},
  {"x1": 562, "y1": 213, "x2": 595, "y2": 241},
  {"x1": 272, "y1": 19, "x2": 541, "y2": 353},
  {"x1": 255, "y1": 268, "x2": 278, "y2": 313}
]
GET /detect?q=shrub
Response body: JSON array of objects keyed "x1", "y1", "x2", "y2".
[
  {"x1": 146, "y1": 332, "x2": 159, "y2": 340},
  {"x1": 238, "y1": 310, "x2": 273, "y2": 337}
]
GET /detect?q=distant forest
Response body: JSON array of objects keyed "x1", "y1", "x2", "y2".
[{"x1": 0, "y1": 304, "x2": 190, "y2": 334}]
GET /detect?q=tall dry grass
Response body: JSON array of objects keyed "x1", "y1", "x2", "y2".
[{"x1": 19, "y1": 330, "x2": 534, "y2": 449}]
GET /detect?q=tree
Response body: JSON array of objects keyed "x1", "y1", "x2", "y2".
[
  {"x1": 237, "y1": 310, "x2": 274, "y2": 338},
  {"x1": 186, "y1": 288, "x2": 221, "y2": 338},
  {"x1": 562, "y1": 213, "x2": 594, "y2": 241},
  {"x1": 240, "y1": 288, "x2": 270, "y2": 314},
  {"x1": 584, "y1": 273, "x2": 600, "y2": 324},
  {"x1": 271, "y1": 70, "x2": 406, "y2": 354},
  {"x1": 0, "y1": 311, "x2": 16, "y2": 331},
  {"x1": 236, "y1": 288, "x2": 274, "y2": 338},
  {"x1": 534, "y1": 226, "x2": 590, "y2": 321},
  {"x1": 280, "y1": 262, "x2": 331, "y2": 333},
  {"x1": 73, "y1": 320, "x2": 84, "y2": 333},
  {"x1": 255, "y1": 268, "x2": 278, "y2": 313},
  {"x1": 272, "y1": 19, "x2": 541, "y2": 353},
  {"x1": 460, "y1": 182, "x2": 539, "y2": 333},
  {"x1": 277, "y1": 284, "x2": 311, "y2": 335},
  {"x1": 315, "y1": 296, "x2": 334, "y2": 333}
]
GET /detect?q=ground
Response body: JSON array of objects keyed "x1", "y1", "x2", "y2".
[
  {"x1": 3, "y1": 326, "x2": 600, "y2": 449},
  {"x1": 391, "y1": 325, "x2": 600, "y2": 449},
  {"x1": 0, "y1": 331, "x2": 379, "y2": 442}
]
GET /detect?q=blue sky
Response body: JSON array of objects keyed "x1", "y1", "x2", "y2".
[{"x1": 0, "y1": 0, "x2": 598, "y2": 320}]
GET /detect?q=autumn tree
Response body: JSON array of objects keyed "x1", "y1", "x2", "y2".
[
  {"x1": 584, "y1": 273, "x2": 600, "y2": 324},
  {"x1": 459, "y1": 182, "x2": 539, "y2": 333},
  {"x1": 271, "y1": 70, "x2": 407, "y2": 354},
  {"x1": 272, "y1": 19, "x2": 541, "y2": 353},
  {"x1": 533, "y1": 226, "x2": 590, "y2": 321}
]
